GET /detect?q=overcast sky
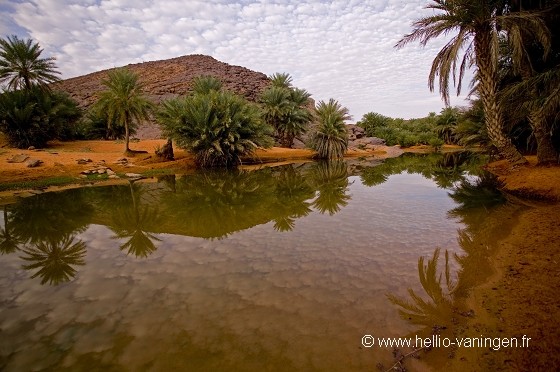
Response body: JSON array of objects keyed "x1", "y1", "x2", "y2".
[{"x1": 0, "y1": 0, "x2": 472, "y2": 120}]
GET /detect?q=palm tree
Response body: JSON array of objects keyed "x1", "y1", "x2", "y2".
[
  {"x1": 435, "y1": 107, "x2": 459, "y2": 144},
  {"x1": 269, "y1": 72, "x2": 293, "y2": 89},
  {"x1": 396, "y1": 0, "x2": 545, "y2": 164},
  {"x1": 94, "y1": 68, "x2": 153, "y2": 155},
  {"x1": 310, "y1": 99, "x2": 350, "y2": 159},
  {"x1": 260, "y1": 86, "x2": 311, "y2": 147},
  {"x1": 500, "y1": 0, "x2": 559, "y2": 164},
  {"x1": 0, "y1": 35, "x2": 60, "y2": 91},
  {"x1": 191, "y1": 75, "x2": 222, "y2": 95}
]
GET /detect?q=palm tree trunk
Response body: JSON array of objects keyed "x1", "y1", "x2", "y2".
[
  {"x1": 124, "y1": 114, "x2": 131, "y2": 154},
  {"x1": 529, "y1": 111, "x2": 558, "y2": 164},
  {"x1": 475, "y1": 31, "x2": 527, "y2": 164}
]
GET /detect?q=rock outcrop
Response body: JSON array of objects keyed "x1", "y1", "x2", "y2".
[{"x1": 54, "y1": 55, "x2": 271, "y2": 139}]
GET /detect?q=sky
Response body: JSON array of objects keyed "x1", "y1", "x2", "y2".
[{"x1": 0, "y1": 0, "x2": 473, "y2": 120}]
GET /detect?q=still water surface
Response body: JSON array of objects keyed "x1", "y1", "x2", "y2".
[{"x1": 0, "y1": 153, "x2": 501, "y2": 371}]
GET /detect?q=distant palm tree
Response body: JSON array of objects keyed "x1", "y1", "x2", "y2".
[
  {"x1": 0, "y1": 35, "x2": 61, "y2": 91},
  {"x1": 191, "y1": 75, "x2": 222, "y2": 95},
  {"x1": 95, "y1": 68, "x2": 153, "y2": 154},
  {"x1": 310, "y1": 99, "x2": 350, "y2": 159},
  {"x1": 435, "y1": 107, "x2": 459, "y2": 144},
  {"x1": 269, "y1": 72, "x2": 293, "y2": 89},
  {"x1": 396, "y1": 0, "x2": 549, "y2": 164}
]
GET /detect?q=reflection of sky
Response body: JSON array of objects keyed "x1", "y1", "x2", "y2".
[{"x1": 0, "y1": 173, "x2": 465, "y2": 371}]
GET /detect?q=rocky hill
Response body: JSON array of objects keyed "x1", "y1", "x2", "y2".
[{"x1": 54, "y1": 55, "x2": 271, "y2": 138}]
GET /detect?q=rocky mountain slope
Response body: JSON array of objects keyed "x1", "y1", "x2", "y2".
[{"x1": 54, "y1": 55, "x2": 271, "y2": 138}]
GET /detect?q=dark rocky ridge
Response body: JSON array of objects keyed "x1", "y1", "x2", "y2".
[{"x1": 54, "y1": 54, "x2": 271, "y2": 139}]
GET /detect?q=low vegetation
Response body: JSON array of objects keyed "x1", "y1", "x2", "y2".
[
  {"x1": 157, "y1": 76, "x2": 273, "y2": 168},
  {"x1": 310, "y1": 99, "x2": 350, "y2": 159}
]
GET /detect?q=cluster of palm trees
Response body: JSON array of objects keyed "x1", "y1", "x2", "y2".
[
  {"x1": 0, "y1": 34, "x2": 353, "y2": 164},
  {"x1": 398, "y1": 0, "x2": 559, "y2": 164},
  {"x1": 0, "y1": 35, "x2": 80, "y2": 148}
]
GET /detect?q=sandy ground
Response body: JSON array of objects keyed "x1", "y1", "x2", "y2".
[
  {"x1": 0, "y1": 138, "x2": 398, "y2": 195},
  {"x1": 486, "y1": 156, "x2": 560, "y2": 201}
]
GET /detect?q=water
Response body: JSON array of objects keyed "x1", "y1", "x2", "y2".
[{"x1": 0, "y1": 153, "x2": 500, "y2": 371}]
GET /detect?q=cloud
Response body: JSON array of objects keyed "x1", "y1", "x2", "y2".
[{"x1": 2, "y1": 0, "x2": 472, "y2": 119}]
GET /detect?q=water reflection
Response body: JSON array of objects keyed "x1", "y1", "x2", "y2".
[
  {"x1": 0, "y1": 154, "x2": 490, "y2": 285},
  {"x1": 0, "y1": 153, "x2": 491, "y2": 370},
  {"x1": 385, "y1": 173, "x2": 525, "y2": 369},
  {"x1": 20, "y1": 235, "x2": 86, "y2": 285},
  {"x1": 360, "y1": 151, "x2": 485, "y2": 188},
  {"x1": 109, "y1": 181, "x2": 163, "y2": 258},
  {"x1": 0, "y1": 206, "x2": 21, "y2": 255},
  {"x1": 310, "y1": 161, "x2": 351, "y2": 215}
]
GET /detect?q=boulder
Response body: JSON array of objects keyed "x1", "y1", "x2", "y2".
[
  {"x1": 7, "y1": 154, "x2": 29, "y2": 163},
  {"x1": 26, "y1": 159, "x2": 43, "y2": 168}
]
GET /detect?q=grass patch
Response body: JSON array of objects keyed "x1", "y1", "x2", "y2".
[
  {"x1": 85, "y1": 173, "x2": 109, "y2": 180},
  {"x1": 0, "y1": 176, "x2": 77, "y2": 192}
]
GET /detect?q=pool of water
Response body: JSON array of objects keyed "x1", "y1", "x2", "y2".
[{"x1": 0, "y1": 153, "x2": 500, "y2": 371}]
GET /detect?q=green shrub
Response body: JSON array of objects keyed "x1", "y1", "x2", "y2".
[
  {"x1": 0, "y1": 88, "x2": 81, "y2": 148},
  {"x1": 158, "y1": 90, "x2": 273, "y2": 168}
]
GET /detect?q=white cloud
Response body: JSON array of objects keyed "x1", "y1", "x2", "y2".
[{"x1": 1, "y1": 0, "x2": 473, "y2": 119}]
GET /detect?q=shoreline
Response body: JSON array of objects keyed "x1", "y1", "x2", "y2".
[{"x1": 0, "y1": 139, "x2": 404, "y2": 201}]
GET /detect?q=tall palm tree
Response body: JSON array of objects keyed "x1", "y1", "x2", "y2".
[
  {"x1": 396, "y1": 0, "x2": 544, "y2": 164},
  {"x1": 0, "y1": 35, "x2": 60, "y2": 91},
  {"x1": 310, "y1": 99, "x2": 350, "y2": 159},
  {"x1": 95, "y1": 68, "x2": 153, "y2": 155}
]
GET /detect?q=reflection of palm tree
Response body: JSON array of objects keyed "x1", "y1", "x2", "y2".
[
  {"x1": 448, "y1": 173, "x2": 506, "y2": 217},
  {"x1": 19, "y1": 235, "x2": 86, "y2": 285},
  {"x1": 110, "y1": 181, "x2": 162, "y2": 258},
  {"x1": 387, "y1": 248, "x2": 456, "y2": 327},
  {"x1": 0, "y1": 206, "x2": 22, "y2": 254},
  {"x1": 9, "y1": 190, "x2": 93, "y2": 245},
  {"x1": 310, "y1": 161, "x2": 351, "y2": 215},
  {"x1": 272, "y1": 166, "x2": 314, "y2": 231}
]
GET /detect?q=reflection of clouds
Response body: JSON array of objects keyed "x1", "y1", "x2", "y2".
[
  {"x1": 0, "y1": 174, "x2": 464, "y2": 370},
  {"x1": 3, "y1": 0, "x2": 471, "y2": 119}
]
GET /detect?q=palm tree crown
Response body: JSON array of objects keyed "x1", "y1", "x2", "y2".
[{"x1": 0, "y1": 35, "x2": 61, "y2": 91}]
